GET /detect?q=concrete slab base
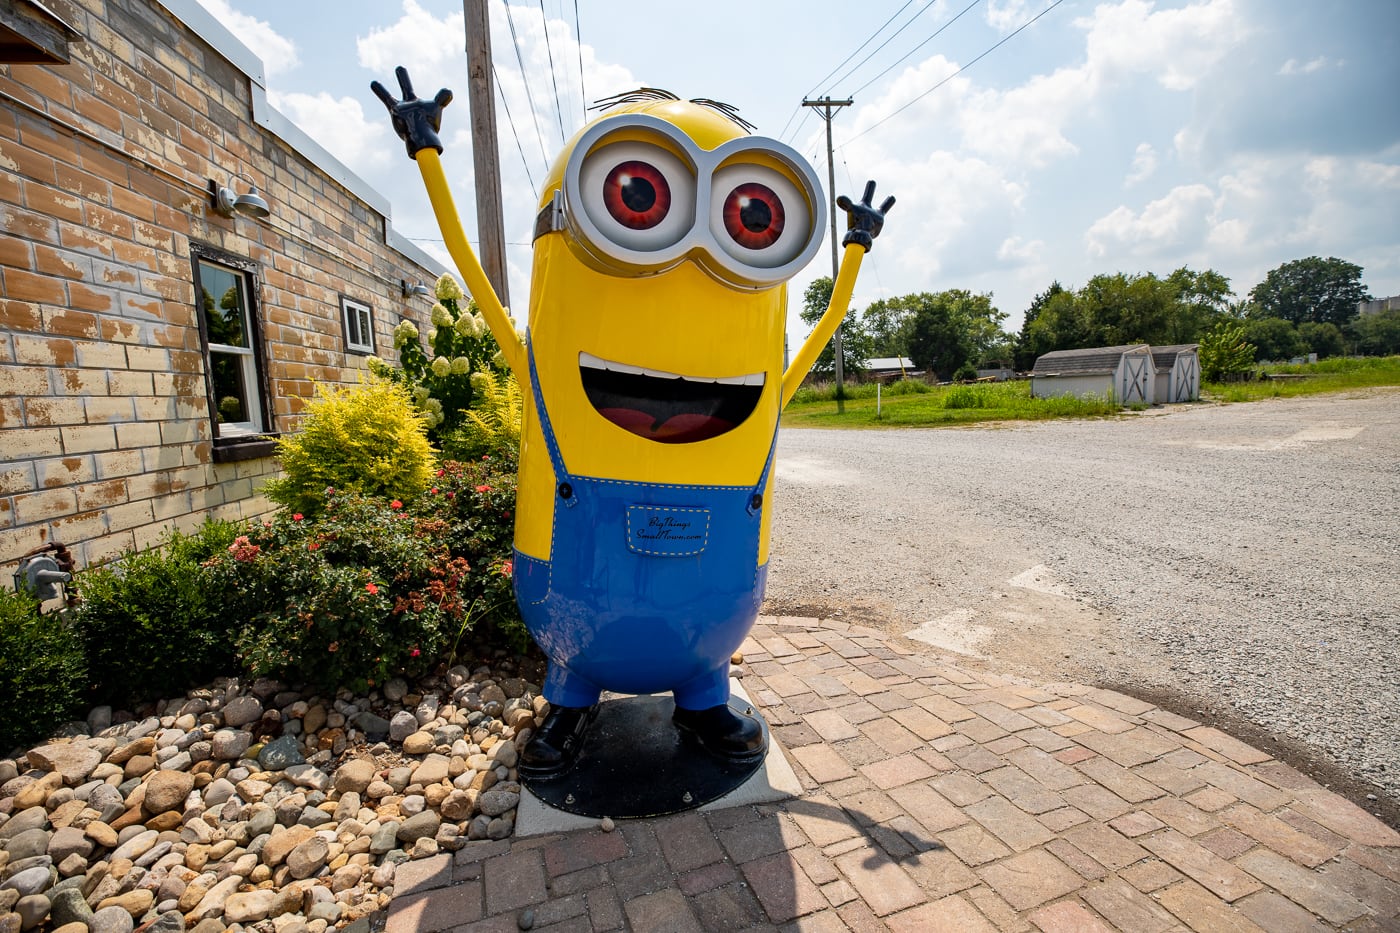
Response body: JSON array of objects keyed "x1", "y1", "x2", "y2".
[{"x1": 515, "y1": 679, "x2": 802, "y2": 836}]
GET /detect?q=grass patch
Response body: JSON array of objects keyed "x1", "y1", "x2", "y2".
[
  {"x1": 1204, "y1": 355, "x2": 1400, "y2": 402},
  {"x1": 782, "y1": 379, "x2": 1121, "y2": 428}
]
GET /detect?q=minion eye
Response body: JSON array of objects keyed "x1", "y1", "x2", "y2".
[
  {"x1": 579, "y1": 141, "x2": 695, "y2": 252},
  {"x1": 710, "y1": 164, "x2": 812, "y2": 269}
]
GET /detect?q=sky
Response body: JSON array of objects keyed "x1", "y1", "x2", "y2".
[{"x1": 198, "y1": 0, "x2": 1400, "y2": 340}]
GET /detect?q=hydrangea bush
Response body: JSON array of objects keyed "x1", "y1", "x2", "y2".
[{"x1": 370, "y1": 274, "x2": 515, "y2": 443}]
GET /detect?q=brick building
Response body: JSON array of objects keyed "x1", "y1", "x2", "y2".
[{"x1": 1, "y1": 0, "x2": 446, "y2": 581}]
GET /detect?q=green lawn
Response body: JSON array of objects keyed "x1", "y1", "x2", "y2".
[{"x1": 782, "y1": 356, "x2": 1400, "y2": 429}]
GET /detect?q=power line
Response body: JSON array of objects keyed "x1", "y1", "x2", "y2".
[
  {"x1": 537, "y1": 0, "x2": 568, "y2": 141},
  {"x1": 491, "y1": 61, "x2": 540, "y2": 202},
  {"x1": 849, "y1": 0, "x2": 980, "y2": 98},
  {"x1": 500, "y1": 0, "x2": 551, "y2": 173},
  {"x1": 843, "y1": 0, "x2": 1068, "y2": 147},
  {"x1": 573, "y1": 0, "x2": 586, "y2": 121},
  {"x1": 824, "y1": 0, "x2": 942, "y2": 96},
  {"x1": 777, "y1": 0, "x2": 919, "y2": 140}
]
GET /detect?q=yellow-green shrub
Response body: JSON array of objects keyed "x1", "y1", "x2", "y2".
[
  {"x1": 441, "y1": 369, "x2": 523, "y2": 462},
  {"x1": 264, "y1": 376, "x2": 436, "y2": 517}
]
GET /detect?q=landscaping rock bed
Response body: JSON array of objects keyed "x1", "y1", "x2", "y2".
[{"x1": 0, "y1": 657, "x2": 545, "y2": 932}]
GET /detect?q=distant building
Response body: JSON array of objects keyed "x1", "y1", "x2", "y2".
[
  {"x1": 1151, "y1": 345, "x2": 1201, "y2": 403},
  {"x1": 1031, "y1": 345, "x2": 1156, "y2": 404},
  {"x1": 865, "y1": 357, "x2": 920, "y2": 380},
  {"x1": 1357, "y1": 296, "x2": 1400, "y2": 315}
]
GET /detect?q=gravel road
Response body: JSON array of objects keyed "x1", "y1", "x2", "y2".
[{"x1": 764, "y1": 388, "x2": 1400, "y2": 813}]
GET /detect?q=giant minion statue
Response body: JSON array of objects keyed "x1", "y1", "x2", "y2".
[{"x1": 373, "y1": 68, "x2": 892, "y2": 785}]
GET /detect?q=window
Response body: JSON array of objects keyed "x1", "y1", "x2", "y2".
[
  {"x1": 341, "y1": 296, "x2": 375, "y2": 355},
  {"x1": 191, "y1": 247, "x2": 273, "y2": 459}
]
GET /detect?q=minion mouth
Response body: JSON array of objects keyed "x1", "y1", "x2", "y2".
[{"x1": 579, "y1": 352, "x2": 764, "y2": 444}]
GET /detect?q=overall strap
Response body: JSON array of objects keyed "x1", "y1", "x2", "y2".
[
  {"x1": 526, "y1": 336, "x2": 576, "y2": 505},
  {"x1": 747, "y1": 427, "x2": 781, "y2": 516}
]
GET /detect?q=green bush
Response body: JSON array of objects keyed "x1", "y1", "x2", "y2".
[
  {"x1": 411, "y1": 458, "x2": 526, "y2": 656},
  {"x1": 209, "y1": 494, "x2": 481, "y2": 691},
  {"x1": 942, "y1": 385, "x2": 989, "y2": 409},
  {"x1": 73, "y1": 519, "x2": 240, "y2": 708},
  {"x1": 440, "y1": 370, "x2": 523, "y2": 463},
  {"x1": 263, "y1": 376, "x2": 436, "y2": 518},
  {"x1": 0, "y1": 589, "x2": 87, "y2": 751},
  {"x1": 369, "y1": 274, "x2": 512, "y2": 444},
  {"x1": 1200, "y1": 322, "x2": 1257, "y2": 383}
]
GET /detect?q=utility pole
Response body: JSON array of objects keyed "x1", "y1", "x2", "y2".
[
  {"x1": 463, "y1": 0, "x2": 510, "y2": 308},
  {"x1": 802, "y1": 96, "x2": 852, "y2": 412}
]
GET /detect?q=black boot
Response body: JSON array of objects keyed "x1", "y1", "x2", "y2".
[
  {"x1": 672, "y1": 704, "x2": 766, "y2": 762},
  {"x1": 520, "y1": 704, "x2": 598, "y2": 779}
]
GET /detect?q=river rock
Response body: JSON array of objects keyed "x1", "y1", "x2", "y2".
[
  {"x1": 210, "y1": 730, "x2": 251, "y2": 761},
  {"x1": 257, "y1": 736, "x2": 305, "y2": 771},
  {"x1": 286, "y1": 837, "x2": 329, "y2": 880},
  {"x1": 221, "y1": 697, "x2": 262, "y2": 728},
  {"x1": 401, "y1": 733, "x2": 435, "y2": 756},
  {"x1": 0, "y1": 867, "x2": 52, "y2": 898},
  {"x1": 46, "y1": 888, "x2": 92, "y2": 927},
  {"x1": 46, "y1": 827, "x2": 92, "y2": 863},
  {"x1": 12, "y1": 774, "x2": 61, "y2": 811},
  {"x1": 223, "y1": 888, "x2": 279, "y2": 924},
  {"x1": 5, "y1": 829, "x2": 51, "y2": 862},
  {"x1": 14, "y1": 893, "x2": 49, "y2": 929},
  {"x1": 26, "y1": 745, "x2": 101, "y2": 786},
  {"x1": 395, "y1": 812, "x2": 440, "y2": 844},
  {"x1": 388, "y1": 712, "x2": 417, "y2": 744},
  {"x1": 332, "y1": 760, "x2": 376, "y2": 796},
  {"x1": 104, "y1": 739, "x2": 154, "y2": 767},
  {"x1": 142, "y1": 771, "x2": 193, "y2": 816},
  {"x1": 88, "y1": 905, "x2": 134, "y2": 933},
  {"x1": 261, "y1": 825, "x2": 315, "y2": 868},
  {"x1": 477, "y1": 789, "x2": 519, "y2": 818}
]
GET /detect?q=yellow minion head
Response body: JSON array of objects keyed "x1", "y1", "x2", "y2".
[{"x1": 521, "y1": 91, "x2": 826, "y2": 488}]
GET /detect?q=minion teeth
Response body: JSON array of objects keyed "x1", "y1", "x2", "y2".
[{"x1": 578, "y1": 351, "x2": 765, "y2": 443}]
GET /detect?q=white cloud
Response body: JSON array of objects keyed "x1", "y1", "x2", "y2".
[
  {"x1": 1078, "y1": 0, "x2": 1245, "y2": 91},
  {"x1": 1126, "y1": 142, "x2": 1158, "y2": 186},
  {"x1": 986, "y1": 0, "x2": 1052, "y2": 32},
  {"x1": 197, "y1": 0, "x2": 299, "y2": 77},
  {"x1": 267, "y1": 91, "x2": 392, "y2": 176},
  {"x1": 1279, "y1": 56, "x2": 1341, "y2": 76},
  {"x1": 998, "y1": 236, "x2": 1044, "y2": 262},
  {"x1": 1085, "y1": 183, "x2": 1217, "y2": 257},
  {"x1": 356, "y1": 0, "x2": 463, "y2": 78}
]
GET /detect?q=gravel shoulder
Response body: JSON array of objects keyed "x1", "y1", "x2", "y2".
[{"x1": 764, "y1": 387, "x2": 1400, "y2": 826}]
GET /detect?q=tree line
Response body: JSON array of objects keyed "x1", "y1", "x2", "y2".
[{"x1": 803, "y1": 256, "x2": 1398, "y2": 383}]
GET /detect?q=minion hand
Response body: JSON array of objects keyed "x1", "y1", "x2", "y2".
[
  {"x1": 837, "y1": 181, "x2": 896, "y2": 252},
  {"x1": 370, "y1": 66, "x2": 454, "y2": 159}
]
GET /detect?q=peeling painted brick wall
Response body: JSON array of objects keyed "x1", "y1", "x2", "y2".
[{"x1": 0, "y1": 0, "x2": 441, "y2": 575}]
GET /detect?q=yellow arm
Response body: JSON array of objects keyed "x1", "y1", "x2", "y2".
[
  {"x1": 781, "y1": 243, "x2": 866, "y2": 408},
  {"x1": 413, "y1": 148, "x2": 527, "y2": 384}
]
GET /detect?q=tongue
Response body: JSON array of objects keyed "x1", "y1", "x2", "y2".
[{"x1": 598, "y1": 407, "x2": 735, "y2": 444}]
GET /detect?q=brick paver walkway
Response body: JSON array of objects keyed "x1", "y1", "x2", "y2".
[{"x1": 387, "y1": 616, "x2": 1400, "y2": 931}]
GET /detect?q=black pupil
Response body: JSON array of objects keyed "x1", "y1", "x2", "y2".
[
  {"x1": 620, "y1": 175, "x2": 656, "y2": 213},
  {"x1": 740, "y1": 197, "x2": 772, "y2": 232}
]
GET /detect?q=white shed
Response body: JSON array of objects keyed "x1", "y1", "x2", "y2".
[
  {"x1": 1031, "y1": 344, "x2": 1155, "y2": 404},
  {"x1": 1151, "y1": 344, "x2": 1200, "y2": 403}
]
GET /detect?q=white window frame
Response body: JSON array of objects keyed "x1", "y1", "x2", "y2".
[
  {"x1": 193, "y1": 251, "x2": 268, "y2": 439},
  {"x1": 341, "y1": 295, "x2": 376, "y2": 355}
]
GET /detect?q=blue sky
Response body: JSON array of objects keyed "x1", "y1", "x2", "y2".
[{"x1": 200, "y1": 0, "x2": 1400, "y2": 337}]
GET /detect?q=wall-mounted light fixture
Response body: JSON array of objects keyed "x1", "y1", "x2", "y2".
[
  {"x1": 401, "y1": 280, "x2": 432, "y2": 299},
  {"x1": 209, "y1": 172, "x2": 272, "y2": 219}
]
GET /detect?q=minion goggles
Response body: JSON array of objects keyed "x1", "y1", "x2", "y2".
[{"x1": 535, "y1": 114, "x2": 827, "y2": 290}]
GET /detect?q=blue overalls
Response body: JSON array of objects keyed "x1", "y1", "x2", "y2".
[{"x1": 513, "y1": 341, "x2": 775, "y2": 711}]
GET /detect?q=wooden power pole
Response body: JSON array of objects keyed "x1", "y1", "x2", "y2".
[
  {"x1": 802, "y1": 96, "x2": 852, "y2": 412},
  {"x1": 463, "y1": 0, "x2": 510, "y2": 308}
]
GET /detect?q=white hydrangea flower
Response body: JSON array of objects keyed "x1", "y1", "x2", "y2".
[
  {"x1": 450, "y1": 356, "x2": 471, "y2": 375},
  {"x1": 454, "y1": 313, "x2": 475, "y2": 338},
  {"x1": 430, "y1": 303, "x2": 453, "y2": 328},
  {"x1": 431, "y1": 356, "x2": 452, "y2": 378},
  {"x1": 435, "y1": 274, "x2": 464, "y2": 301},
  {"x1": 413, "y1": 386, "x2": 431, "y2": 404}
]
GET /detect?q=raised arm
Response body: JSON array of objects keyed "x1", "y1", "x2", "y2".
[
  {"x1": 371, "y1": 66, "x2": 526, "y2": 383},
  {"x1": 781, "y1": 181, "x2": 895, "y2": 408}
]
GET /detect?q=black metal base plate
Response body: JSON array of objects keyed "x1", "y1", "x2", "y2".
[{"x1": 521, "y1": 693, "x2": 769, "y2": 819}]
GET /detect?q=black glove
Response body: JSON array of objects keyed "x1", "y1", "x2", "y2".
[
  {"x1": 837, "y1": 181, "x2": 895, "y2": 252},
  {"x1": 370, "y1": 66, "x2": 454, "y2": 159}
]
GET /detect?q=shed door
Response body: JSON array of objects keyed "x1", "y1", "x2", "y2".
[
  {"x1": 1120, "y1": 355, "x2": 1150, "y2": 403},
  {"x1": 1174, "y1": 355, "x2": 1198, "y2": 402}
]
